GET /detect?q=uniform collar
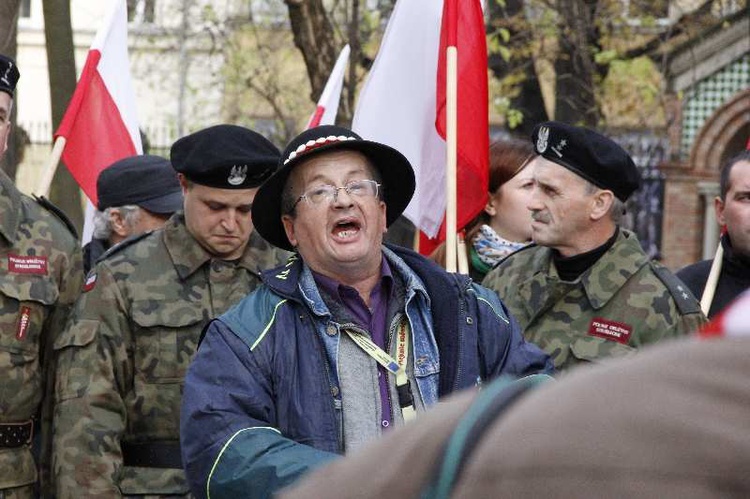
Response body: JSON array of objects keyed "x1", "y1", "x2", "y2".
[
  {"x1": 579, "y1": 229, "x2": 650, "y2": 309},
  {"x1": 163, "y1": 213, "x2": 266, "y2": 279},
  {"x1": 0, "y1": 170, "x2": 22, "y2": 245}
]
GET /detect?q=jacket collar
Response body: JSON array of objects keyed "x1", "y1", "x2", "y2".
[
  {"x1": 164, "y1": 213, "x2": 266, "y2": 279},
  {"x1": 0, "y1": 170, "x2": 22, "y2": 245}
]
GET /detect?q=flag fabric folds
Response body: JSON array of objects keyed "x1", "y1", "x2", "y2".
[
  {"x1": 55, "y1": 0, "x2": 142, "y2": 207},
  {"x1": 306, "y1": 45, "x2": 350, "y2": 129},
  {"x1": 353, "y1": 0, "x2": 489, "y2": 249}
]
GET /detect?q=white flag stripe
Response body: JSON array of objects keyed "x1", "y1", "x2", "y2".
[
  {"x1": 93, "y1": 0, "x2": 142, "y2": 154},
  {"x1": 353, "y1": 0, "x2": 446, "y2": 237}
]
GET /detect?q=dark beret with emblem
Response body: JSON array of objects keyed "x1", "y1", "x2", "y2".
[
  {"x1": 170, "y1": 124, "x2": 280, "y2": 189},
  {"x1": 0, "y1": 54, "x2": 20, "y2": 97},
  {"x1": 97, "y1": 155, "x2": 183, "y2": 214},
  {"x1": 252, "y1": 124, "x2": 415, "y2": 251},
  {"x1": 531, "y1": 121, "x2": 640, "y2": 202}
]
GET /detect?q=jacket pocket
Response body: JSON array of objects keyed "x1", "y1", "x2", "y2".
[
  {"x1": 0, "y1": 275, "x2": 56, "y2": 358},
  {"x1": 53, "y1": 319, "x2": 99, "y2": 402},
  {"x1": 131, "y1": 301, "x2": 204, "y2": 383},
  {"x1": 569, "y1": 336, "x2": 636, "y2": 363}
]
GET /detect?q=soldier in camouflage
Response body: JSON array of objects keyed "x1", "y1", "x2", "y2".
[
  {"x1": 0, "y1": 54, "x2": 83, "y2": 498},
  {"x1": 482, "y1": 121, "x2": 706, "y2": 371},
  {"x1": 52, "y1": 125, "x2": 287, "y2": 497}
]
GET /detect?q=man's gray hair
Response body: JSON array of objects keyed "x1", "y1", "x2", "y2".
[
  {"x1": 583, "y1": 180, "x2": 626, "y2": 224},
  {"x1": 92, "y1": 205, "x2": 142, "y2": 240}
]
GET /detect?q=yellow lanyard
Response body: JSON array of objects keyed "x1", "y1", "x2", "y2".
[{"x1": 344, "y1": 320, "x2": 417, "y2": 422}]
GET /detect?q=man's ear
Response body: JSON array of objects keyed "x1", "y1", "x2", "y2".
[
  {"x1": 282, "y1": 214, "x2": 297, "y2": 247},
  {"x1": 590, "y1": 190, "x2": 614, "y2": 221},
  {"x1": 714, "y1": 196, "x2": 726, "y2": 226},
  {"x1": 109, "y1": 209, "x2": 130, "y2": 238}
]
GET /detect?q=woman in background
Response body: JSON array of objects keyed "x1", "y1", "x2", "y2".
[{"x1": 430, "y1": 137, "x2": 535, "y2": 281}]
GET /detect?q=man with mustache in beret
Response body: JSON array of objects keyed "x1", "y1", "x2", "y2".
[
  {"x1": 483, "y1": 121, "x2": 706, "y2": 371},
  {"x1": 53, "y1": 125, "x2": 287, "y2": 497}
]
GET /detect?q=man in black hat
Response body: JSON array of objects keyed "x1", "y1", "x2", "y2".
[
  {"x1": 83, "y1": 154, "x2": 184, "y2": 272},
  {"x1": 179, "y1": 125, "x2": 553, "y2": 499},
  {"x1": 0, "y1": 54, "x2": 83, "y2": 498},
  {"x1": 53, "y1": 125, "x2": 288, "y2": 497},
  {"x1": 483, "y1": 121, "x2": 706, "y2": 371}
]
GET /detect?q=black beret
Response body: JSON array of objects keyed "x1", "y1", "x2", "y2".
[
  {"x1": 97, "y1": 155, "x2": 183, "y2": 213},
  {"x1": 0, "y1": 54, "x2": 20, "y2": 97},
  {"x1": 170, "y1": 124, "x2": 280, "y2": 189},
  {"x1": 531, "y1": 121, "x2": 641, "y2": 201}
]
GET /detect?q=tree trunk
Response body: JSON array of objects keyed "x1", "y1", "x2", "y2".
[
  {"x1": 0, "y1": 0, "x2": 22, "y2": 179},
  {"x1": 284, "y1": 0, "x2": 338, "y2": 103},
  {"x1": 487, "y1": 0, "x2": 548, "y2": 136},
  {"x1": 42, "y1": 0, "x2": 83, "y2": 232},
  {"x1": 554, "y1": 0, "x2": 601, "y2": 126}
]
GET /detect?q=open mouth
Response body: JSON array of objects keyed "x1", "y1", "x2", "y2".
[{"x1": 333, "y1": 218, "x2": 361, "y2": 239}]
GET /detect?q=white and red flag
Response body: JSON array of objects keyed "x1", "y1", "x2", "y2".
[
  {"x1": 353, "y1": 0, "x2": 489, "y2": 254},
  {"x1": 54, "y1": 0, "x2": 142, "y2": 207},
  {"x1": 306, "y1": 45, "x2": 350, "y2": 129}
]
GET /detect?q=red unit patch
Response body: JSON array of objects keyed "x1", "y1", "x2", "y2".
[
  {"x1": 588, "y1": 317, "x2": 633, "y2": 345},
  {"x1": 8, "y1": 255, "x2": 48, "y2": 275}
]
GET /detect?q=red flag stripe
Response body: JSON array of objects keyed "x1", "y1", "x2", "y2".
[{"x1": 56, "y1": 49, "x2": 137, "y2": 205}]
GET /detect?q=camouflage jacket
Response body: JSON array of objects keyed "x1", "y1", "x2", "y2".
[
  {"x1": 52, "y1": 214, "x2": 285, "y2": 498},
  {"x1": 0, "y1": 171, "x2": 82, "y2": 492},
  {"x1": 482, "y1": 230, "x2": 707, "y2": 371}
]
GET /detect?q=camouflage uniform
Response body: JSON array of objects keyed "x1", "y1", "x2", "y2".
[
  {"x1": 482, "y1": 230, "x2": 706, "y2": 371},
  {"x1": 52, "y1": 214, "x2": 285, "y2": 498},
  {"x1": 0, "y1": 171, "x2": 82, "y2": 498}
]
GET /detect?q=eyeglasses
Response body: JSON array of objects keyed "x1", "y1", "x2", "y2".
[{"x1": 292, "y1": 179, "x2": 381, "y2": 210}]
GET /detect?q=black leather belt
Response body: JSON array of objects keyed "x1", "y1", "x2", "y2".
[
  {"x1": 122, "y1": 441, "x2": 183, "y2": 469},
  {"x1": 0, "y1": 420, "x2": 33, "y2": 448}
]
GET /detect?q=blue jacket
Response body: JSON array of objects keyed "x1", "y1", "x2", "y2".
[{"x1": 180, "y1": 245, "x2": 552, "y2": 499}]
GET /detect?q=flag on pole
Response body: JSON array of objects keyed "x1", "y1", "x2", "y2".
[
  {"x1": 353, "y1": 0, "x2": 489, "y2": 252},
  {"x1": 55, "y1": 0, "x2": 143, "y2": 207},
  {"x1": 306, "y1": 45, "x2": 350, "y2": 129}
]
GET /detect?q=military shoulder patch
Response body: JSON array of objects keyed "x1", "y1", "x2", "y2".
[
  {"x1": 651, "y1": 264, "x2": 702, "y2": 315},
  {"x1": 95, "y1": 231, "x2": 153, "y2": 264},
  {"x1": 83, "y1": 272, "x2": 97, "y2": 292},
  {"x1": 33, "y1": 195, "x2": 78, "y2": 239}
]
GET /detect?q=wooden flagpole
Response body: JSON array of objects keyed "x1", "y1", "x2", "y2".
[
  {"x1": 700, "y1": 241, "x2": 723, "y2": 316},
  {"x1": 34, "y1": 136, "x2": 66, "y2": 198},
  {"x1": 445, "y1": 44, "x2": 458, "y2": 273}
]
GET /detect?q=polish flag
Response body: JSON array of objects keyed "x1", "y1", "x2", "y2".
[
  {"x1": 353, "y1": 0, "x2": 489, "y2": 251},
  {"x1": 306, "y1": 45, "x2": 350, "y2": 129},
  {"x1": 55, "y1": 0, "x2": 142, "y2": 207},
  {"x1": 700, "y1": 289, "x2": 750, "y2": 338}
]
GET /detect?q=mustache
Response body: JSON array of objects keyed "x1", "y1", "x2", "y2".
[{"x1": 531, "y1": 211, "x2": 550, "y2": 223}]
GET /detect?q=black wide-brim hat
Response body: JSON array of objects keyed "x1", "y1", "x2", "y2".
[{"x1": 252, "y1": 125, "x2": 416, "y2": 251}]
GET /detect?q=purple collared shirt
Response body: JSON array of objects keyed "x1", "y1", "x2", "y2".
[{"x1": 313, "y1": 257, "x2": 395, "y2": 429}]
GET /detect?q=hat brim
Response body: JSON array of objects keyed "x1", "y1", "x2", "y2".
[
  {"x1": 252, "y1": 139, "x2": 415, "y2": 251},
  {"x1": 137, "y1": 190, "x2": 184, "y2": 215}
]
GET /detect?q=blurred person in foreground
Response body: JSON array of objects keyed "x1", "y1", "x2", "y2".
[
  {"x1": 0, "y1": 54, "x2": 83, "y2": 498},
  {"x1": 180, "y1": 125, "x2": 553, "y2": 499},
  {"x1": 279, "y1": 291, "x2": 750, "y2": 499},
  {"x1": 430, "y1": 138, "x2": 535, "y2": 281},
  {"x1": 482, "y1": 121, "x2": 706, "y2": 371},
  {"x1": 677, "y1": 150, "x2": 750, "y2": 318},
  {"x1": 83, "y1": 154, "x2": 183, "y2": 272},
  {"x1": 52, "y1": 125, "x2": 286, "y2": 497}
]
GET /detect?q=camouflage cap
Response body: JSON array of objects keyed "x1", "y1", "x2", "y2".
[
  {"x1": 0, "y1": 54, "x2": 20, "y2": 97},
  {"x1": 531, "y1": 121, "x2": 640, "y2": 202}
]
